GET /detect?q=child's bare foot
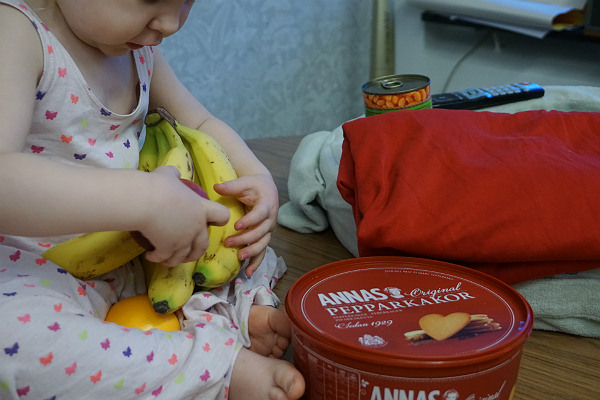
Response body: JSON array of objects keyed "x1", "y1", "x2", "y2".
[
  {"x1": 230, "y1": 347, "x2": 305, "y2": 400},
  {"x1": 248, "y1": 305, "x2": 291, "y2": 358}
]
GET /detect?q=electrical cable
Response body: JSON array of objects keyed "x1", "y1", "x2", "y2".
[{"x1": 442, "y1": 29, "x2": 493, "y2": 92}]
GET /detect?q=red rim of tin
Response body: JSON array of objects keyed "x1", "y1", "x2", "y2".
[{"x1": 285, "y1": 256, "x2": 533, "y2": 370}]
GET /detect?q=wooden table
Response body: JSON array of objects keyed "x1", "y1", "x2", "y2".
[{"x1": 246, "y1": 135, "x2": 600, "y2": 400}]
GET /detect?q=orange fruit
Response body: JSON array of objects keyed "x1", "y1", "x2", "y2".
[{"x1": 104, "y1": 294, "x2": 180, "y2": 331}]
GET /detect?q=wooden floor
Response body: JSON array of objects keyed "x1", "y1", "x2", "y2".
[{"x1": 246, "y1": 135, "x2": 600, "y2": 400}]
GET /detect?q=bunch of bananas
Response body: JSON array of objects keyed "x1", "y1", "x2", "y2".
[
  {"x1": 43, "y1": 108, "x2": 246, "y2": 314},
  {"x1": 140, "y1": 108, "x2": 246, "y2": 313}
]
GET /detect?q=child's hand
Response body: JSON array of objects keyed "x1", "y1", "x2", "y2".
[
  {"x1": 141, "y1": 166, "x2": 230, "y2": 267},
  {"x1": 213, "y1": 172, "x2": 279, "y2": 276}
]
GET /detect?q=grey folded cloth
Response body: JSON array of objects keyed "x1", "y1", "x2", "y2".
[{"x1": 513, "y1": 268, "x2": 600, "y2": 337}]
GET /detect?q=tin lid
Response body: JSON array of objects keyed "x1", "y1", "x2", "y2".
[
  {"x1": 285, "y1": 257, "x2": 533, "y2": 368},
  {"x1": 362, "y1": 74, "x2": 430, "y2": 95}
]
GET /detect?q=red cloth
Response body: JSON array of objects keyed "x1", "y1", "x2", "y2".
[{"x1": 337, "y1": 109, "x2": 600, "y2": 284}]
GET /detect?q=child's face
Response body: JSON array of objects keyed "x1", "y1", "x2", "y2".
[{"x1": 55, "y1": 0, "x2": 195, "y2": 56}]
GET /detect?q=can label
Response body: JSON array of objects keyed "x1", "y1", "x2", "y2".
[
  {"x1": 362, "y1": 75, "x2": 431, "y2": 116},
  {"x1": 298, "y1": 266, "x2": 517, "y2": 357}
]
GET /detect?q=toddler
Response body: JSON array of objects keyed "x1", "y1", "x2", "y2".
[{"x1": 0, "y1": 0, "x2": 305, "y2": 399}]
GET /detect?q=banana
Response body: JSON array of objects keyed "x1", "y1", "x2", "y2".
[
  {"x1": 138, "y1": 110, "x2": 197, "y2": 312},
  {"x1": 144, "y1": 108, "x2": 194, "y2": 180},
  {"x1": 138, "y1": 127, "x2": 158, "y2": 172},
  {"x1": 194, "y1": 244, "x2": 243, "y2": 288},
  {"x1": 189, "y1": 168, "x2": 222, "y2": 260},
  {"x1": 154, "y1": 127, "x2": 171, "y2": 166},
  {"x1": 42, "y1": 231, "x2": 146, "y2": 280},
  {"x1": 143, "y1": 258, "x2": 197, "y2": 314},
  {"x1": 159, "y1": 145, "x2": 194, "y2": 180},
  {"x1": 172, "y1": 113, "x2": 246, "y2": 288}
]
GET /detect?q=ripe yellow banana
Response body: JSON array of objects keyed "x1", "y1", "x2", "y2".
[
  {"x1": 143, "y1": 258, "x2": 196, "y2": 314},
  {"x1": 173, "y1": 116, "x2": 246, "y2": 288},
  {"x1": 159, "y1": 145, "x2": 194, "y2": 180},
  {"x1": 42, "y1": 231, "x2": 146, "y2": 280},
  {"x1": 194, "y1": 244, "x2": 243, "y2": 288}
]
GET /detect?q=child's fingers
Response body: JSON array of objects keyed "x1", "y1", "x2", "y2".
[
  {"x1": 204, "y1": 198, "x2": 230, "y2": 227},
  {"x1": 240, "y1": 236, "x2": 271, "y2": 276},
  {"x1": 244, "y1": 250, "x2": 265, "y2": 277},
  {"x1": 233, "y1": 204, "x2": 272, "y2": 231},
  {"x1": 226, "y1": 217, "x2": 271, "y2": 248},
  {"x1": 144, "y1": 243, "x2": 195, "y2": 267}
]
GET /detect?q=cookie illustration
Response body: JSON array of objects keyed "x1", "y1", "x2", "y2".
[
  {"x1": 406, "y1": 313, "x2": 502, "y2": 343},
  {"x1": 418, "y1": 312, "x2": 471, "y2": 341}
]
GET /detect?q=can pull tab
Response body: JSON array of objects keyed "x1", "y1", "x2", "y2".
[{"x1": 380, "y1": 77, "x2": 404, "y2": 90}]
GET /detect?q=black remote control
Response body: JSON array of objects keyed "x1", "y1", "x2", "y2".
[{"x1": 431, "y1": 82, "x2": 545, "y2": 110}]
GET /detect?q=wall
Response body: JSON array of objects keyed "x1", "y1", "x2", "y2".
[
  {"x1": 160, "y1": 0, "x2": 600, "y2": 139},
  {"x1": 160, "y1": 0, "x2": 371, "y2": 139},
  {"x1": 395, "y1": 0, "x2": 600, "y2": 94}
]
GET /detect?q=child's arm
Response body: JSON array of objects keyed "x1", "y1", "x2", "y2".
[{"x1": 148, "y1": 49, "x2": 279, "y2": 275}]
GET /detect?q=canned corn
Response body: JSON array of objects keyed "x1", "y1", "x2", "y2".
[{"x1": 362, "y1": 74, "x2": 432, "y2": 116}]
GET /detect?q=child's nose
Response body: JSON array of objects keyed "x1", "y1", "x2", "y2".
[{"x1": 148, "y1": 11, "x2": 184, "y2": 37}]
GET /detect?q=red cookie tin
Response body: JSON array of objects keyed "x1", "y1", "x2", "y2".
[{"x1": 285, "y1": 257, "x2": 533, "y2": 400}]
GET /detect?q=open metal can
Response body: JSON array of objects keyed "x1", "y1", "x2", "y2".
[
  {"x1": 362, "y1": 74, "x2": 432, "y2": 116},
  {"x1": 285, "y1": 256, "x2": 533, "y2": 400}
]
